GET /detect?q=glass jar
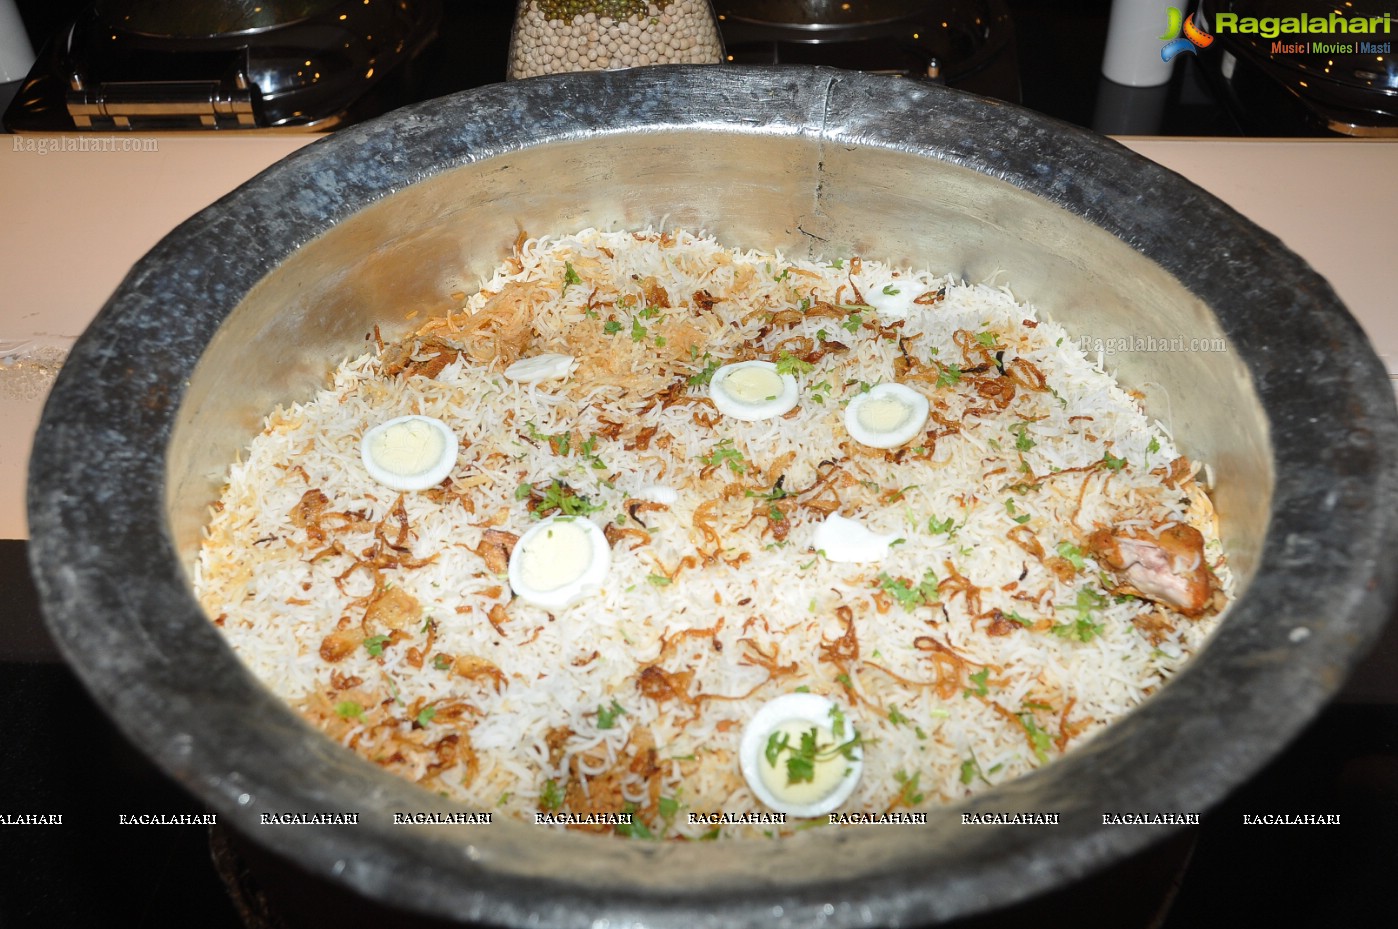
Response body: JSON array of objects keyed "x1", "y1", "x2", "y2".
[{"x1": 508, "y1": 1, "x2": 724, "y2": 80}]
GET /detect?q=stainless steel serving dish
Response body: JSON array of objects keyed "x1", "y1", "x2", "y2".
[{"x1": 28, "y1": 67, "x2": 1398, "y2": 927}]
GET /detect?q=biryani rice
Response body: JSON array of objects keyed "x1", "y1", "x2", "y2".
[{"x1": 195, "y1": 228, "x2": 1231, "y2": 837}]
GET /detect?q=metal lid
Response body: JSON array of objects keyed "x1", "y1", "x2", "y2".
[
  {"x1": 720, "y1": 0, "x2": 933, "y2": 28},
  {"x1": 92, "y1": 0, "x2": 346, "y2": 38}
]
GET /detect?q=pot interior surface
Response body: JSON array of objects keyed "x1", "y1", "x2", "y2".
[
  {"x1": 29, "y1": 67, "x2": 1398, "y2": 929},
  {"x1": 168, "y1": 131, "x2": 1271, "y2": 578},
  {"x1": 171, "y1": 110, "x2": 1271, "y2": 902}
]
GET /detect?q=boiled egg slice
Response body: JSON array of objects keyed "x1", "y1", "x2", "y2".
[
  {"x1": 361, "y1": 415, "x2": 458, "y2": 492},
  {"x1": 739, "y1": 693, "x2": 863, "y2": 818},
  {"x1": 844, "y1": 383, "x2": 929, "y2": 449},
  {"x1": 504, "y1": 353, "x2": 577, "y2": 383},
  {"x1": 811, "y1": 512, "x2": 897, "y2": 563},
  {"x1": 709, "y1": 361, "x2": 799, "y2": 421},
  {"x1": 861, "y1": 279, "x2": 921, "y2": 319},
  {"x1": 507, "y1": 515, "x2": 611, "y2": 610}
]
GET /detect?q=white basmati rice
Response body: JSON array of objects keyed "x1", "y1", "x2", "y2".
[{"x1": 195, "y1": 228, "x2": 1231, "y2": 838}]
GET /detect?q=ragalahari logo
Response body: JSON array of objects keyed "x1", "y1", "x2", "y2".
[{"x1": 1161, "y1": 7, "x2": 1214, "y2": 61}]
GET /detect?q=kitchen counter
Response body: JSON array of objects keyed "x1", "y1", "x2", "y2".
[{"x1": 2, "y1": 135, "x2": 1395, "y2": 539}]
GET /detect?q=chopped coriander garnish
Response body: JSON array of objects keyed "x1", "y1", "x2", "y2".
[
  {"x1": 540, "y1": 779, "x2": 564, "y2": 810},
  {"x1": 536, "y1": 480, "x2": 604, "y2": 517},
  {"x1": 1052, "y1": 587, "x2": 1106, "y2": 641},
  {"x1": 577, "y1": 434, "x2": 608, "y2": 470},
  {"x1": 774, "y1": 350, "x2": 815, "y2": 376},
  {"x1": 1102, "y1": 450, "x2": 1127, "y2": 471},
  {"x1": 687, "y1": 356, "x2": 722, "y2": 387},
  {"x1": 432, "y1": 654, "x2": 452, "y2": 671},
  {"x1": 1004, "y1": 498, "x2": 1032, "y2": 524},
  {"x1": 882, "y1": 283, "x2": 901, "y2": 296},
  {"x1": 1144, "y1": 436, "x2": 1161, "y2": 468},
  {"x1": 744, "y1": 480, "x2": 789, "y2": 502},
  {"x1": 1053, "y1": 616, "x2": 1105, "y2": 642},
  {"x1": 597, "y1": 699, "x2": 626, "y2": 729},
  {"x1": 935, "y1": 363, "x2": 962, "y2": 388},
  {"x1": 1018, "y1": 713, "x2": 1053, "y2": 764},
  {"x1": 630, "y1": 317, "x2": 648, "y2": 342},
  {"x1": 975, "y1": 330, "x2": 998, "y2": 347},
  {"x1": 1055, "y1": 541, "x2": 1086, "y2": 571},
  {"x1": 602, "y1": 319, "x2": 622, "y2": 335},
  {"x1": 964, "y1": 667, "x2": 990, "y2": 698},
  {"x1": 765, "y1": 721, "x2": 861, "y2": 787},
  {"x1": 1067, "y1": 586, "x2": 1106, "y2": 619},
  {"x1": 829, "y1": 703, "x2": 847, "y2": 740},
  {"x1": 887, "y1": 704, "x2": 910, "y2": 726},
  {"x1": 561, "y1": 261, "x2": 582, "y2": 295},
  {"x1": 335, "y1": 700, "x2": 363, "y2": 719},
  {"x1": 840, "y1": 312, "x2": 864, "y2": 334},
  {"x1": 764, "y1": 730, "x2": 791, "y2": 768},
  {"x1": 700, "y1": 438, "x2": 746, "y2": 474},
  {"x1": 878, "y1": 569, "x2": 939, "y2": 610},
  {"x1": 615, "y1": 799, "x2": 657, "y2": 838},
  {"x1": 927, "y1": 514, "x2": 956, "y2": 535},
  {"x1": 893, "y1": 769, "x2": 924, "y2": 805},
  {"x1": 829, "y1": 258, "x2": 844, "y2": 269},
  {"x1": 646, "y1": 574, "x2": 672, "y2": 587},
  {"x1": 364, "y1": 635, "x2": 390, "y2": 658},
  {"x1": 1011, "y1": 422, "x2": 1036, "y2": 452},
  {"x1": 416, "y1": 705, "x2": 437, "y2": 727}
]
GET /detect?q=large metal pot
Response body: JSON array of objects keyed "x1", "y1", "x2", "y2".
[{"x1": 27, "y1": 67, "x2": 1398, "y2": 927}]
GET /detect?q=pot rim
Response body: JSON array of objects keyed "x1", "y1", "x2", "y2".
[{"x1": 27, "y1": 66, "x2": 1398, "y2": 927}]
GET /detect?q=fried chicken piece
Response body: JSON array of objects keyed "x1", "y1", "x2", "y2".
[{"x1": 1088, "y1": 524, "x2": 1216, "y2": 617}]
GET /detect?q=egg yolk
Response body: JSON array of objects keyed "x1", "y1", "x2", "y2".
[
  {"x1": 856, "y1": 394, "x2": 912, "y2": 434},
  {"x1": 368, "y1": 419, "x2": 446, "y2": 477},
  {"x1": 758, "y1": 720, "x2": 850, "y2": 807},
  {"x1": 516, "y1": 519, "x2": 593, "y2": 593},
  {"x1": 724, "y1": 365, "x2": 784, "y2": 404}
]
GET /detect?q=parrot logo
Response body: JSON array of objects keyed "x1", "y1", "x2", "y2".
[{"x1": 1161, "y1": 7, "x2": 1214, "y2": 61}]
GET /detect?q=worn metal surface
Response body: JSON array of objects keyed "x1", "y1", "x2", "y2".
[{"x1": 27, "y1": 66, "x2": 1398, "y2": 927}]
